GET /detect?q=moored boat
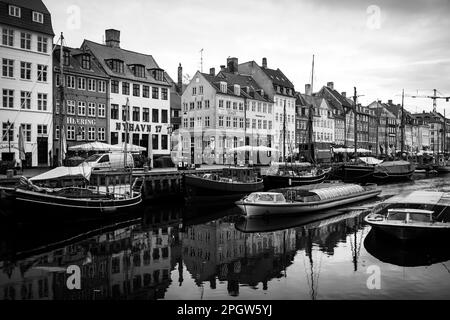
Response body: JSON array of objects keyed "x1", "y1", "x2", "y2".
[
  {"x1": 364, "y1": 191, "x2": 450, "y2": 241},
  {"x1": 235, "y1": 182, "x2": 381, "y2": 218},
  {"x1": 184, "y1": 167, "x2": 264, "y2": 203},
  {"x1": 263, "y1": 163, "x2": 331, "y2": 189}
]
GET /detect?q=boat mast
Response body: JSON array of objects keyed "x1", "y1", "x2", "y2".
[
  {"x1": 59, "y1": 33, "x2": 65, "y2": 167},
  {"x1": 353, "y1": 87, "x2": 357, "y2": 157},
  {"x1": 124, "y1": 97, "x2": 129, "y2": 168},
  {"x1": 310, "y1": 55, "x2": 315, "y2": 163},
  {"x1": 283, "y1": 99, "x2": 286, "y2": 163},
  {"x1": 401, "y1": 89, "x2": 405, "y2": 156}
]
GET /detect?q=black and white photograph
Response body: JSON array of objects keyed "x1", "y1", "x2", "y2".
[{"x1": 1, "y1": 0, "x2": 450, "y2": 309}]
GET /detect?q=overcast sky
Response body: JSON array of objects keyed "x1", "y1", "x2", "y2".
[{"x1": 46, "y1": 0, "x2": 450, "y2": 114}]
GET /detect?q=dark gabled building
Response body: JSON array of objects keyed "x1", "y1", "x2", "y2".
[{"x1": 52, "y1": 45, "x2": 110, "y2": 163}]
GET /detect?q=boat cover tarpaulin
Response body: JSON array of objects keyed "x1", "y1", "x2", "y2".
[
  {"x1": 30, "y1": 163, "x2": 93, "y2": 182},
  {"x1": 359, "y1": 157, "x2": 383, "y2": 165},
  {"x1": 384, "y1": 191, "x2": 445, "y2": 205},
  {"x1": 375, "y1": 160, "x2": 414, "y2": 174}
]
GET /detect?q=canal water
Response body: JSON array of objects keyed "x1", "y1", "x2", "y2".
[{"x1": 1, "y1": 174, "x2": 450, "y2": 300}]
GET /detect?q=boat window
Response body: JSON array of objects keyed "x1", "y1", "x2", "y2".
[
  {"x1": 409, "y1": 213, "x2": 431, "y2": 222},
  {"x1": 275, "y1": 194, "x2": 286, "y2": 202},
  {"x1": 387, "y1": 212, "x2": 407, "y2": 221},
  {"x1": 85, "y1": 154, "x2": 103, "y2": 162},
  {"x1": 99, "y1": 155, "x2": 110, "y2": 163},
  {"x1": 258, "y1": 194, "x2": 275, "y2": 202}
]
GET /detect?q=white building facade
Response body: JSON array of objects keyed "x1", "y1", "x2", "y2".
[{"x1": 1, "y1": 0, "x2": 54, "y2": 167}]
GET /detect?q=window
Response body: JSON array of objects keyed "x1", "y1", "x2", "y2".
[
  {"x1": 88, "y1": 79, "x2": 96, "y2": 91},
  {"x1": 107, "y1": 59, "x2": 124, "y2": 73},
  {"x1": 252, "y1": 101, "x2": 256, "y2": 112},
  {"x1": 37, "y1": 93, "x2": 47, "y2": 110},
  {"x1": 79, "y1": 127, "x2": 86, "y2": 142},
  {"x1": 20, "y1": 62, "x2": 31, "y2": 80},
  {"x1": 88, "y1": 127, "x2": 95, "y2": 141},
  {"x1": 152, "y1": 134, "x2": 159, "y2": 150},
  {"x1": 189, "y1": 118, "x2": 194, "y2": 128},
  {"x1": 122, "y1": 82, "x2": 130, "y2": 95},
  {"x1": 32, "y1": 11, "x2": 44, "y2": 23},
  {"x1": 219, "y1": 116, "x2": 224, "y2": 127},
  {"x1": 2, "y1": 122, "x2": 14, "y2": 142},
  {"x1": 161, "y1": 110, "x2": 168, "y2": 123},
  {"x1": 152, "y1": 109, "x2": 159, "y2": 123},
  {"x1": 192, "y1": 87, "x2": 197, "y2": 95},
  {"x1": 63, "y1": 50, "x2": 70, "y2": 66},
  {"x1": 98, "y1": 127, "x2": 105, "y2": 141},
  {"x1": 77, "y1": 101, "x2": 86, "y2": 115},
  {"x1": 143, "y1": 85, "x2": 150, "y2": 98},
  {"x1": 161, "y1": 135, "x2": 168, "y2": 150},
  {"x1": 226, "y1": 101, "x2": 231, "y2": 109},
  {"x1": 37, "y1": 124, "x2": 47, "y2": 135},
  {"x1": 37, "y1": 65, "x2": 47, "y2": 82},
  {"x1": 78, "y1": 77, "x2": 86, "y2": 90},
  {"x1": 197, "y1": 101, "x2": 202, "y2": 109},
  {"x1": 67, "y1": 126, "x2": 75, "y2": 140},
  {"x1": 133, "y1": 84, "x2": 140, "y2": 97},
  {"x1": 20, "y1": 33, "x2": 31, "y2": 50},
  {"x1": 98, "y1": 81, "x2": 106, "y2": 93},
  {"x1": 9, "y1": 5, "x2": 21, "y2": 17},
  {"x1": 133, "y1": 107, "x2": 140, "y2": 121},
  {"x1": 161, "y1": 88, "x2": 168, "y2": 100},
  {"x1": 219, "y1": 100, "x2": 224, "y2": 108},
  {"x1": 88, "y1": 103, "x2": 96, "y2": 117},
  {"x1": 152, "y1": 87, "x2": 159, "y2": 99},
  {"x1": 252, "y1": 119, "x2": 256, "y2": 129},
  {"x1": 37, "y1": 36, "x2": 47, "y2": 53},
  {"x1": 132, "y1": 65, "x2": 145, "y2": 77},
  {"x1": 143, "y1": 108, "x2": 149, "y2": 122},
  {"x1": 226, "y1": 117, "x2": 231, "y2": 127},
  {"x1": 66, "y1": 75, "x2": 75, "y2": 89},
  {"x1": 111, "y1": 104, "x2": 119, "y2": 120},
  {"x1": 240, "y1": 118, "x2": 244, "y2": 128},
  {"x1": 2, "y1": 29, "x2": 14, "y2": 46},
  {"x1": 111, "y1": 80, "x2": 119, "y2": 93},
  {"x1": 67, "y1": 100, "x2": 75, "y2": 115},
  {"x1": 239, "y1": 102, "x2": 243, "y2": 111},
  {"x1": 2, "y1": 59, "x2": 14, "y2": 78},
  {"x1": 98, "y1": 104, "x2": 105, "y2": 118},
  {"x1": 20, "y1": 91, "x2": 31, "y2": 109},
  {"x1": 183, "y1": 118, "x2": 188, "y2": 128},
  {"x1": 204, "y1": 116, "x2": 210, "y2": 127},
  {"x1": 81, "y1": 55, "x2": 91, "y2": 69},
  {"x1": 21, "y1": 124, "x2": 31, "y2": 142}
]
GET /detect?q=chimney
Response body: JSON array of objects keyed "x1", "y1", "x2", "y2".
[
  {"x1": 209, "y1": 67, "x2": 215, "y2": 76},
  {"x1": 305, "y1": 84, "x2": 311, "y2": 96},
  {"x1": 105, "y1": 29, "x2": 120, "y2": 48},
  {"x1": 262, "y1": 57, "x2": 267, "y2": 68},
  {"x1": 327, "y1": 82, "x2": 334, "y2": 90},
  {"x1": 177, "y1": 63, "x2": 182, "y2": 94},
  {"x1": 220, "y1": 65, "x2": 226, "y2": 72},
  {"x1": 227, "y1": 57, "x2": 238, "y2": 74},
  {"x1": 341, "y1": 92, "x2": 346, "y2": 98}
]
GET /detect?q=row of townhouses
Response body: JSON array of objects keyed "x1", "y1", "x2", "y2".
[{"x1": 1, "y1": 0, "x2": 448, "y2": 167}]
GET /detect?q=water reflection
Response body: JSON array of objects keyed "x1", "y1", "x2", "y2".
[{"x1": 1, "y1": 194, "x2": 450, "y2": 299}]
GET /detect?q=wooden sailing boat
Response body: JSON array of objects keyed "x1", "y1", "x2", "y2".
[{"x1": 263, "y1": 55, "x2": 330, "y2": 189}]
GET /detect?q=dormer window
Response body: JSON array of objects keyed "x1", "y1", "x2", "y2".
[
  {"x1": 131, "y1": 64, "x2": 145, "y2": 78},
  {"x1": 9, "y1": 5, "x2": 21, "y2": 17},
  {"x1": 234, "y1": 84, "x2": 240, "y2": 96},
  {"x1": 107, "y1": 59, "x2": 124, "y2": 73},
  {"x1": 220, "y1": 82, "x2": 227, "y2": 93},
  {"x1": 151, "y1": 69, "x2": 164, "y2": 81},
  {"x1": 32, "y1": 11, "x2": 44, "y2": 23},
  {"x1": 63, "y1": 50, "x2": 70, "y2": 66},
  {"x1": 81, "y1": 54, "x2": 91, "y2": 70}
]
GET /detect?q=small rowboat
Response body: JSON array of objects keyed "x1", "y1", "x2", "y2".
[
  {"x1": 235, "y1": 182, "x2": 381, "y2": 218},
  {"x1": 364, "y1": 191, "x2": 450, "y2": 241}
]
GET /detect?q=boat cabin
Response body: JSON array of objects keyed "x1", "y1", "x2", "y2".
[
  {"x1": 221, "y1": 167, "x2": 261, "y2": 183},
  {"x1": 245, "y1": 192, "x2": 287, "y2": 203},
  {"x1": 386, "y1": 208, "x2": 434, "y2": 223}
]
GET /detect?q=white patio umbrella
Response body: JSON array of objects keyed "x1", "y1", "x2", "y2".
[
  {"x1": 116, "y1": 142, "x2": 146, "y2": 153},
  {"x1": 68, "y1": 141, "x2": 120, "y2": 152},
  {"x1": 227, "y1": 145, "x2": 279, "y2": 153}
]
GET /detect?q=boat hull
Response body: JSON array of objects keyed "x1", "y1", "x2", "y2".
[
  {"x1": 335, "y1": 164, "x2": 415, "y2": 182},
  {"x1": 184, "y1": 174, "x2": 264, "y2": 203},
  {"x1": 366, "y1": 223, "x2": 450, "y2": 241},
  {"x1": 236, "y1": 189, "x2": 381, "y2": 218},
  {"x1": 8, "y1": 188, "x2": 142, "y2": 222}
]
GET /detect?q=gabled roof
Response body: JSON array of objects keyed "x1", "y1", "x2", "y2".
[
  {"x1": 261, "y1": 67, "x2": 295, "y2": 89},
  {"x1": 318, "y1": 86, "x2": 353, "y2": 109},
  {"x1": 53, "y1": 45, "x2": 109, "y2": 79},
  {"x1": 82, "y1": 40, "x2": 169, "y2": 86},
  {"x1": 0, "y1": 0, "x2": 54, "y2": 36},
  {"x1": 202, "y1": 71, "x2": 271, "y2": 103}
]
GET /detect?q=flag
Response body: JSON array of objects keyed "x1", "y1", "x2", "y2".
[{"x1": 18, "y1": 125, "x2": 25, "y2": 160}]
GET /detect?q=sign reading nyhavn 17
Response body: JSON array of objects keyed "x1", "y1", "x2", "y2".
[{"x1": 115, "y1": 122, "x2": 161, "y2": 133}]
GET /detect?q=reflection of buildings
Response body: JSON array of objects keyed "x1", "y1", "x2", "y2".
[{"x1": 0, "y1": 209, "x2": 183, "y2": 300}]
